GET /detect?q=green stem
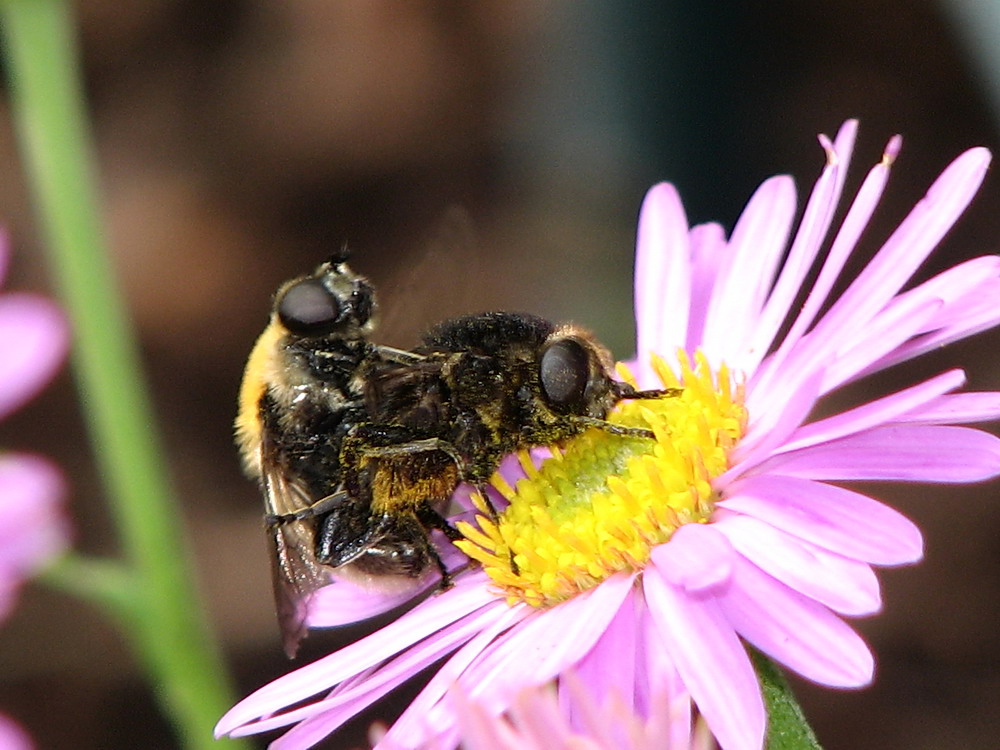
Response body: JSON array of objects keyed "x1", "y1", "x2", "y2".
[
  {"x1": 751, "y1": 648, "x2": 823, "y2": 750},
  {"x1": 0, "y1": 2, "x2": 248, "y2": 747}
]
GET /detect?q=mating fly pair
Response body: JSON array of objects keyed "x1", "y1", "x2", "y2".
[{"x1": 236, "y1": 249, "x2": 673, "y2": 656}]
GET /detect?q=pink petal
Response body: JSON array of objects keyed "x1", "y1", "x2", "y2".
[
  {"x1": 733, "y1": 366, "x2": 824, "y2": 472},
  {"x1": 307, "y1": 582, "x2": 430, "y2": 627},
  {"x1": 649, "y1": 523, "x2": 734, "y2": 592},
  {"x1": 381, "y1": 603, "x2": 528, "y2": 746},
  {"x1": 754, "y1": 425, "x2": 1000, "y2": 482},
  {"x1": 0, "y1": 294, "x2": 69, "y2": 420},
  {"x1": 778, "y1": 369, "x2": 965, "y2": 453},
  {"x1": 718, "y1": 554, "x2": 874, "y2": 687},
  {"x1": 234, "y1": 601, "x2": 518, "y2": 740},
  {"x1": 720, "y1": 475, "x2": 922, "y2": 565},
  {"x1": 700, "y1": 176, "x2": 796, "y2": 368},
  {"x1": 713, "y1": 513, "x2": 881, "y2": 615},
  {"x1": 751, "y1": 132, "x2": 895, "y2": 393},
  {"x1": 819, "y1": 295, "x2": 943, "y2": 393},
  {"x1": 896, "y1": 392, "x2": 1000, "y2": 425},
  {"x1": 742, "y1": 136, "x2": 843, "y2": 374},
  {"x1": 635, "y1": 183, "x2": 692, "y2": 361},
  {"x1": 216, "y1": 577, "x2": 498, "y2": 735},
  {"x1": 684, "y1": 222, "x2": 728, "y2": 354},
  {"x1": 643, "y1": 563, "x2": 765, "y2": 750},
  {"x1": 305, "y1": 541, "x2": 471, "y2": 627},
  {"x1": 460, "y1": 572, "x2": 636, "y2": 712},
  {"x1": 572, "y1": 588, "x2": 639, "y2": 716},
  {"x1": 803, "y1": 147, "x2": 990, "y2": 364},
  {"x1": 858, "y1": 288, "x2": 1000, "y2": 376}
]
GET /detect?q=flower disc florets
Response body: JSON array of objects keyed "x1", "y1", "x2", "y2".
[{"x1": 455, "y1": 350, "x2": 747, "y2": 607}]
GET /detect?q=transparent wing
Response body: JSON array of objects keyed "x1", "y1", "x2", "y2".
[
  {"x1": 260, "y1": 446, "x2": 331, "y2": 658},
  {"x1": 373, "y1": 205, "x2": 484, "y2": 348}
]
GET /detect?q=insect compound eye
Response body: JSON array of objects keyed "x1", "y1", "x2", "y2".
[
  {"x1": 539, "y1": 338, "x2": 591, "y2": 409},
  {"x1": 277, "y1": 279, "x2": 343, "y2": 336}
]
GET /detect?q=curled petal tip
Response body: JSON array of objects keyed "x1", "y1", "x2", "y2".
[
  {"x1": 882, "y1": 135, "x2": 903, "y2": 166},
  {"x1": 817, "y1": 134, "x2": 837, "y2": 166}
]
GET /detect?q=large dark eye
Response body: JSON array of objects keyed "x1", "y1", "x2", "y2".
[
  {"x1": 540, "y1": 339, "x2": 590, "y2": 409},
  {"x1": 277, "y1": 279, "x2": 342, "y2": 336}
]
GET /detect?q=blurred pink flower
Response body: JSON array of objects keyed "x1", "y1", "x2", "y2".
[
  {"x1": 0, "y1": 238, "x2": 68, "y2": 422},
  {"x1": 0, "y1": 234, "x2": 70, "y2": 617},
  {"x1": 218, "y1": 122, "x2": 1000, "y2": 750},
  {"x1": 374, "y1": 676, "x2": 714, "y2": 750},
  {"x1": 0, "y1": 713, "x2": 33, "y2": 750},
  {"x1": 0, "y1": 236, "x2": 69, "y2": 750}
]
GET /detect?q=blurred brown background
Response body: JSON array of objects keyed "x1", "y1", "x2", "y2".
[{"x1": 1, "y1": 1, "x2": 999, "y2": 748}]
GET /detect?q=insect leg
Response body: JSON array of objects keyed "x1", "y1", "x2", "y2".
[
  {"x1": 264, "y1": 490, "x2": 349, "y2": 527},
  {"x1": 628, "y1": 387, "x2": 683, "y2": 399},
  {"x1": 571, "y1": 416, "x2": 658, "y2": 440}
]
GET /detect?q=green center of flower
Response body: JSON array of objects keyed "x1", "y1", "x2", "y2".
[{"x1": 454, "y1": 351, "x2": 747, "y2": 608}]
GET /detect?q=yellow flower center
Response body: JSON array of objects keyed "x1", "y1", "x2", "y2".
[{"x1": 454, "y1": 351, "x2": 747, "y2": 608}]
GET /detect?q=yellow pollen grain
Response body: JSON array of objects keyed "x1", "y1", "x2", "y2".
[{"x1": 453, "y1": 350, "x2": 748, "y2": 608}]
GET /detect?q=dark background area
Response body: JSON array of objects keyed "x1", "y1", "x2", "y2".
[{"x1": 1, "y1": 1, "x2": 999, "y2": 748}]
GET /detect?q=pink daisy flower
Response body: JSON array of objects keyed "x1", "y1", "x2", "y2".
[
  {"x1": 0, "y1": 234, "x2": 70, "y2": 619},
  {"x1": 217, "y1": 121, "x2": 1000, "y2": 750}
]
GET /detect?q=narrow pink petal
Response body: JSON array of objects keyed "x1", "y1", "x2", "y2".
[
  {"x1": 742, "y1": 139, "x2": 843, "y2": 374},
  {"x1": 754, "y1": 425, "x2": 1000, "y2": 482},
  {"x1": 649, "y1": 523, "x2": 734, "y2": 592},
  {"x1": 802, "y1": 147, "x2": 991, "y2": 362},
  {"x1": 572, "y1": 588, "x2": 638, "y2": 715},
  {"x1": 887, "y1": 256, "x2": 1000, "y2": 317},
  {"x1": 460, "y1": 572, "x2": 636, "y2": 712},
  {"x1": 683, "y1": 222, "x2": 727, "y2": 354},
  {"x1": 729, "y1": 366, "x2": 824, "y2": 477},
  {"x1": 829, "y1": 119, "x2": 861, "y2": 180},
  {"x1": 753, "y1": 285, "x2": 942, "y2": 414},
  {"x1": 382, "y1": 603, "x2": 528, "y2": 746},
  {"x1": 819, "y1": 296, "x2": 943, "y2": 393},
  {"x1": 305, "y1": 533, "x2": 470, "y2": 629},
  {"x1": 636, "y1": 598, "x2": 682, "y2": 718},
  {"x1": 643, "y1": 564, "x2": 764, "y2": 750},
  {"x1": 754, "y1": 133, "x2": 895, "y2": 393},
  {"x1": 700, "y1": 176, "x2": 796, "y2": 367},
  {"x1": 713, "y1": 513, "x2": 881, "y2": 615},
  {"x1": 216, "y1": 578, "x2": 498, "y2": 734},
  {"x1": 857, "y1": 289, "x2": 1000, "y2": 377},
  {"x1": 719, "y1": 474, "x2": 922, "y2": 565},
  {"x1": 895, "y1": 392, "x2": 1000, "y2": 425},
  {"x1": 0, "y1": 294, "x2": 69, "y2": 420},
  {"x1": 718, "y1": 554, "x2": 874, "y2": 687},
  {"x1": 227, "y1": 602, "x2": 511, "y2": 739},
  {"x1": 635, "y1": 183, "x2": 692, "y2": 360},
  {"x1": 307, "y1": 578, "x2": 436, "y2": 627},
  {"x1": 778, "y1": 369, "x2": 965, "y2": 453}
]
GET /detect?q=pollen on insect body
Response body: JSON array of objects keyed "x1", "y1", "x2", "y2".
[{"x1": 455, "y1": 350, "x2": 747, "y2": 608}]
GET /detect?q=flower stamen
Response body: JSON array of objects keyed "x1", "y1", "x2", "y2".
[{"x1": 455, "y1": 350, "x2": 748, "y2": 607}]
